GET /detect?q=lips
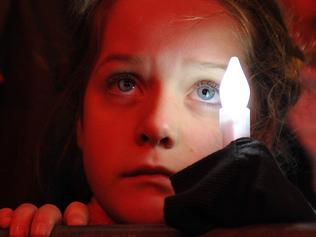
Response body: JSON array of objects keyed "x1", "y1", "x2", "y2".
[
  {"x1": 122, "y1": 165, "x2": 174, "y2": 178},
  {"x1": 120, "y1": 165, "x2": 174, "y2": 193}
]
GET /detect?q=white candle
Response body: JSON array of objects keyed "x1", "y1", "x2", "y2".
[{"x1": 219, "y1": 57, "x2": 250, "y2": 146}]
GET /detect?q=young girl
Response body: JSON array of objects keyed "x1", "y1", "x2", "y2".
[{"x1": 0, "y1": 0, "x2": 314, "y2": 236}]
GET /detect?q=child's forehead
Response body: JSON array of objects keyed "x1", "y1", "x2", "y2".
[
  {"x1": 111, "y1": 0, "x2": 225, "y2": 13},
  {"x1": 107, "y1": 0, "x2": 231, "y2": 27},
  {"x1": 102, "y1": 0, "x2": 242, "y2": 56}
]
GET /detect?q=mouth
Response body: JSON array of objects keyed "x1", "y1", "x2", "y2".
[
  {"x1": 122, "y1": 165, "x2": 174, "y2": 178},
  {"x1": 120, "y1": 165, "x2": 174, "y2": 193}
]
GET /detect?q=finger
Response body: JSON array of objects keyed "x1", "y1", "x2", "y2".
[
  {"x1": 10, "y1": 203, "x2": 37, "y2": 237},
  {"x1": 63, "y1": 202, "x2": 89, "y2": 226},
  {"x1": 31, "y1": 204, "x2": 62, "y2": 237},
  {"x1": 0, "y1": 208, "x2": 13, "y2": 228}
]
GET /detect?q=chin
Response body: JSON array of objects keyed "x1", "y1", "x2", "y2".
[{"x1": 107, "y1": 194, "x2": 166, "y2": 224}]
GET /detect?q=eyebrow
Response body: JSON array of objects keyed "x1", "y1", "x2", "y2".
[{"x1": 97, "y1": 53, "x2": 228, "y2": 71}]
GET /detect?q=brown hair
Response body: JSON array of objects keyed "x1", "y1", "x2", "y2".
[{"x1": 217, "y1": 0, "x2": 303, "y2": 171}]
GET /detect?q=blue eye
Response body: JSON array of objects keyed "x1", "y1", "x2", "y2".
[
  {"x1": 197, "y1": 85, "x2": 216, "y2": 100},
  {"x1": 117, "y1": 77, "x2": 136, "y2": 92},
  {"x1": 106, "y1": 72, "x2": 142, "y2": 96},
  {"x1": 191, "y1": 80, "x2": 220, "y2": 105}
]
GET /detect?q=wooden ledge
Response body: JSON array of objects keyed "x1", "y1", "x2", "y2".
[{"x1": 1, "y1": 223, "x2": 316, "y2": 236}]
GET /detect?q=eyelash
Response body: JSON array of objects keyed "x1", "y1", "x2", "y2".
[
  {"x1": 195, "y1": 80, "x2": 219, "y2": 91},
  {"x1": 192, "y1": 80, "x2": 220, "y2": 105},
  {"x1": 105, "y1": 72, "x2": 142, "y2": 95},
  {"x1": 106, "y1": 72, "x2": 137, "y2": 85}
]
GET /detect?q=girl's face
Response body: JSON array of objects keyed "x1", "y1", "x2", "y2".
[{"x1": 77, "y1": 0, "x2": 245, "y2": 223}]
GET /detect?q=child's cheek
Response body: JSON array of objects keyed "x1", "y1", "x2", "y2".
[{"x1": 173, "y1": 119, "x2": 223, "y2": 172}]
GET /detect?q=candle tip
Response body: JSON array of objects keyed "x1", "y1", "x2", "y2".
[{"x1": 220, "y1": 56, "x2": 250, "y2": 109}]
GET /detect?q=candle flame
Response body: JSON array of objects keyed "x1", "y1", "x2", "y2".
[{"x1": 220, "y1": 57, "x2": 250, "y2": 109}]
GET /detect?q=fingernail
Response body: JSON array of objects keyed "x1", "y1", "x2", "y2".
[
  {"x1": 68, "y1": 216, "x2": 86, "y2": 226},
  {"x1": 33, "y1": 223, "x2": 51, "y2": 237}
]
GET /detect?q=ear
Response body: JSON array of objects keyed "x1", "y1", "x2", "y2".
[{"x1": 76, "y1": 118, "x2": 84, "y2": 149}]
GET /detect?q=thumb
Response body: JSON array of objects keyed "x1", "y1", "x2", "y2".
[{"x1": 63, "y1": 202, "x2": 89, "y2": 226}]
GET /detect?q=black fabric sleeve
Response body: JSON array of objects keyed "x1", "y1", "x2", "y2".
[{"x1": 164, "y1": 138, "x2": 316, "y2": 235}]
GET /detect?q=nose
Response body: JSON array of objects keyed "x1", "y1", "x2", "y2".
[{"x1": 136, "y1": 92, "x2": 179, "y2": 149}]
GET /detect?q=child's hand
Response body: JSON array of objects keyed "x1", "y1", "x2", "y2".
[
  {"x1": 0, "y1": 203, "x2": 61, "y2": 237},
  {"x1": 0, "y1": 201, "x2": 89, "y2": 237}
]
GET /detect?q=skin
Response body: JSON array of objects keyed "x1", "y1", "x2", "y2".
[{"x1": 0, "y1": 0, "x2": 246, "y2": 235}]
